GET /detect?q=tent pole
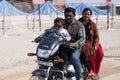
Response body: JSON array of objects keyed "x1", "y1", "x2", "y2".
[
  {"x1": 107, "y1": 4, "x2": 110, "y2": 29},
  {"x1": 33, "y1": 11, "x2": 35, "y2": 33},
  {"x1": 96, "y1": 14, "x2": 98, "y2": 27},
  {"x1": 2, "y1": 15, "x2": 5, "y2": 36},
  {"x1": 38, "y1": 4, "x2": 41, "y2": 31},
  {"x1": 26, "y1": 15, "x2": 29, "y2": 29},
  {"x1": 2, "y1": 1, "x2": 5, "y2": 36},
  {"x1": 32, "y1": 4, "x2": 36, "y2": 34}
]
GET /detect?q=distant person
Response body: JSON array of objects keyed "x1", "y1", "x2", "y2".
[{"x1": 78, "y1": 8, "x2": 104, "y2": 79}]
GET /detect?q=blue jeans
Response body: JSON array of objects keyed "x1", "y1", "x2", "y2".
[
  {"x1": 70, "y1": 49, "x2": 82, "y2": 78},
  {"x1": 58, "y1": 44, "x2": 82, "y2": 78}
]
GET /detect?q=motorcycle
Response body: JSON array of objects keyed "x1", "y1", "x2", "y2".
[{"x1": 27, "y1": 30, "x2": 95, "y2": 80}]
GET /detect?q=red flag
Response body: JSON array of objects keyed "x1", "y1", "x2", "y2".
[
  {"x1": 106, "y1": 0, "x2": 112, "y2": 4},
  {"x1": 32, "y1": 0, "x2": 45, "y2": 4},
  {"x1": 106, "y1": 0, "x2": 112, "y2": 3}
]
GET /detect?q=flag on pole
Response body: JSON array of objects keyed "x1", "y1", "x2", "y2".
[
  {"x1": 106, "y1": 0, "x2": 112, "y2": 4},
  {"x1": 32, "y1": 0, "x2": 45, "y2": 4}
]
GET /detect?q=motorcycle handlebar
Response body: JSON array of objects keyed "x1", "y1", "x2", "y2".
[
  {"x1": 31, "y1": 41, "x2": 35, "y2": 43},
  {"x1": 27, "y1": 53, "x2": 36, "y2": 56}
]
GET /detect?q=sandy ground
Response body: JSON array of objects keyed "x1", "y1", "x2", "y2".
[{"x1": 0, "y1": 21, "x2": 120, "y2": 80}]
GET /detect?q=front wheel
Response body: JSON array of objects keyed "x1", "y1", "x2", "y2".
[{"x1": 29, "y1": 76, "x2": 45, "y2": 80}]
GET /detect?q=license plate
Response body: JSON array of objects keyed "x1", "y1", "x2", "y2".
[{"x1": 37, "y1": 61, "x2": 53, "y2": 66}]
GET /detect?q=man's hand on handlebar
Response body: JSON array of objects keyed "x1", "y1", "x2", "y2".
[{"x1": 69, "y1": 43, "x2": 77, "y2": 49}]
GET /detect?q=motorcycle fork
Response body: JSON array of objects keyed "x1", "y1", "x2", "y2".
[{"x1": 45, "y1": 66, "x2": 51, "y2": 80}]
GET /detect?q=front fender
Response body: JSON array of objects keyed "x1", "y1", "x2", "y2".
[{"x1": 32, "y1": 69, "x2": 47, "y2": 77}]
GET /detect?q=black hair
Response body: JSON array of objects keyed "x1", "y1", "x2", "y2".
[
  {"x1": 64, "y1": 7, "x2": 75, "y2": 15},
  {"x1": 54, "y1": 17, "x2": 64, "y2": 26},
  {"x1": 82, "y1": 8, "x2": 92, "y2": 15}
]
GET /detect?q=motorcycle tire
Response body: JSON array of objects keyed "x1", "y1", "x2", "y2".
[
  {"x1": 29, "y1": 76, "x2": 45, "y2": 80},
  {"x1": 48, "y1": 71, "x2": 63, "y2": 80}
]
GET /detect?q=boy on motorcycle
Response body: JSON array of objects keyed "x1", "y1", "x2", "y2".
[
  {"x1": 34, "y1": 17, "x2": 71, "y2": 43},
  {"x1": 53, "y1": 17, "x2": 71, "y2": 42}
]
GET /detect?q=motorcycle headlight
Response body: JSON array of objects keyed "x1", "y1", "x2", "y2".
[{"x1": 37, "y1": 48, "x2": 51, "y2": 58}]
